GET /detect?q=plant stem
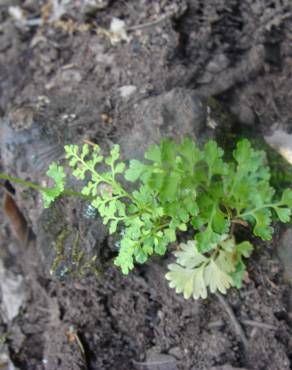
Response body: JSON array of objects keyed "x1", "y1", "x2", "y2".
[
  {"x1": 63, "y1": 189, "x2": 90, "y2": 199},
  {"x1": 72, "y1": 153, "x2": 135, "y2": 202},
  {"x1": 0, "y1": 173, "x2": 89, "y2": 199},
  {"x1": 237, "y1": 203, "x2": 279, "y2": 218},
  {"x1": 0, "y1": 173, "x2": 45, "y2": 191}
]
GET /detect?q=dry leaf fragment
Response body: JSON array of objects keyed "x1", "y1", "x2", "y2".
[{"x1": 3, "y1": 190, "x2": 29, "y2": 244}]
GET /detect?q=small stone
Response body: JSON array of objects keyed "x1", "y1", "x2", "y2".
[
  {"x1": 83, "y1": 0, "x2": 109, "y2": 14},
  {"x1": 8, "y1": 6, "x2": 25, "y2": 23},
  {"x1": 168, "y1": 346, "x2": 184, "y2": 359},
  {"x1": 0, "y1": 260, "x2": 26, "y2": 322},
  {"x1": 265, "y1": 129, "x2": 292, "y2": 164},
  {"x1": 118, "y1": 85, "x2": 137, "y2": 99},
  {"x1": 109, "y1": 17, "x2": 129, "y2": 44},
  {"x1": 9, "y1": 106, "x2": 34, "y2": 130},
  {"x1": 197, "y1": 72, "x2": 213, "y2": 84},
  {"x1": 118, "y1": 88, "x2": 207, "y2": 161},
  {"x1": 206, "y1": 54, "x2": 229, "y2": 73},
  {"x1": 61, "y1": 69, "x2": 83, "y2": 84}
]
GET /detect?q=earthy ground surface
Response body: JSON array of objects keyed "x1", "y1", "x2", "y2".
[{"x1": 0, "y1": 1, "x2": 292, "y2": 369}]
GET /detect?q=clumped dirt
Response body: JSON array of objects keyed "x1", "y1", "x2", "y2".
[{"x1": 0, "y1": 1, "x2": 291, "y2": 369}]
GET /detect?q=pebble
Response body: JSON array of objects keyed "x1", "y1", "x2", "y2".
[
  {"x1": 118, "y1": 85, "x2": 137, "y2": 99},
  {"x1": 265, "y1": 129, "x2": 292, "y2": 164}
]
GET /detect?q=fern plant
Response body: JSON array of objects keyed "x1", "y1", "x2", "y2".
[{"x1": 1, "y1": 138, "x2": 291, "y2": 299}]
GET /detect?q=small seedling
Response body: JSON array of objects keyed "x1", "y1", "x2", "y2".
[{"x1": 1, "y1": 138, "x2": 291, "y2": 299}]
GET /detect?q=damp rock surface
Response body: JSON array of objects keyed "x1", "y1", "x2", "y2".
[{"x1": 0, "y1": 1, "x2": 291, "y2": 369}]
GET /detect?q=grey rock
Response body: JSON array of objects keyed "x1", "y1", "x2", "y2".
[
  {"x1": 118, "y1": 85, "x2": 137, "y2": 99},
  {"x1": 60, "y1": 69, "x2": 83, "y2": 84},
  {"x1": 1, "y1": 118, "x2": 63, "y2": 179},
  {"x1": 36, "y1": 198, "x2": 108, "y2": 279},
  {"x1": 278, "y1": 228, "x2": 292, "y2": 284},
  {"x1": 197, "y1": 71, "x2": 214, "y2": 84},
  {"x1": 0, "y1": 260, "x2": 26, "y2": 322},
  {"x1": 0, "y1": 351, "x2": 16, "y2": 370},
  {"x1": 168, "y1": 346, "x2": 184, "y2": 360},
  {"x1": 265, "y1": 129, "x2": 292, "y2": 164},
  {"x1": 118, "y1": 88, "x2": 207, "y2": 161},
  {"x1": 206, "y1": 54, "x2": 229, "y2": 74}
]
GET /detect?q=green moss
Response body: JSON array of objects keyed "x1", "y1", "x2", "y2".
[
  {"x1": 41, "y1": 205, "x2": 64, "y2": 233},
  {"x1": 50, "y1": 228, "x2": 70, "y2": 274},
  {"x1": 51, "y1": 228, "x2": 101, "y2": 279},
  {"x1": 71, "y1": 232, "x2": 101, "y2": 279}
]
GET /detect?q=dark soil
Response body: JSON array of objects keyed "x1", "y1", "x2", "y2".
[{"x1": 0, "y1": 1, "x2": 291, "y2": 369}]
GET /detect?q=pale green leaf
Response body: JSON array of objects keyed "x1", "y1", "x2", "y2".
[
  {"x1": 81, "y1": 144, "x2": 89, "y2": 159},
  {"x1": 115, "y1": 162, "x2": 125, "y2": 174},
  {"x1": 204, "y1": 259, "x2": 233, "y2": 295},
  {"x1": 125, "y1": 160, "x2": 147, "y2": 182},
  {"x1": 109, "y1": 220, "x2": 118, "y2": 234},
  {"x1": 110, "y1": 144, "x2": 120, "y2": 162},
  {"x1": 46, "y1": 163, "x2": 65, "y2": 190},
  {"x1": 166, "y1": 264, "x2": 195, "y2": 299},
  {"x1": 174, "y1": 240, "x2": 207, "y2": 269},
  {"x1": 192, "y1": 266, "x2": 208, "y2": 299},
  {"x1": 42, "y1": 163, "x2": 66, "y2": 207}
]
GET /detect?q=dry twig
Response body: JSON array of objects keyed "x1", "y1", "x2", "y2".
[
  {"x1": 215, "y1": 293, "x2": 248, "y2": 348},
  {"x1": 241, "y1": 319, "x2": 276, "y2": 331},
  {"x1": 126, "y1": 11, "x2": 176, "y2": 32}
]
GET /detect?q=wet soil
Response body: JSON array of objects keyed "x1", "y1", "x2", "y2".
[{"x1": 0, "y1": 1, "x2": 292, "y2": 369}]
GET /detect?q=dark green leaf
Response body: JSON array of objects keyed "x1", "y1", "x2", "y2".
[
  {"x1": 273, "y1": 206, "x2": 291, "y2": 223},
  {"x1": 195, "y1": 228, "x2": 222, "y2": 253},
  {"x1": 281, "y1": 188, "x2": 292, "y2": 207},
  {"x1": 160, "y1": 172, "x2": 181, "y2": 201},
  {"x1": 251, "y1": 209, "x2": 273, "y2": 240},
  {"x1": 179, "y1": 137, "x2": 202, "y2": 169},
  {"x1": 204, "y1": 140, "x2": 227, "y2": 177},
  {"x1": 212, "y1": 207, "x2": 230, "y2": 234},
  {"x1": 230, "y1": 260, "x2": 246, "y2": 289},
  {"x1": 236, "y1": 241, "x2": 253, "y2": 258},
  {"x1": 161, "y1": 139, "x2": 176, "y2": 164}
]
